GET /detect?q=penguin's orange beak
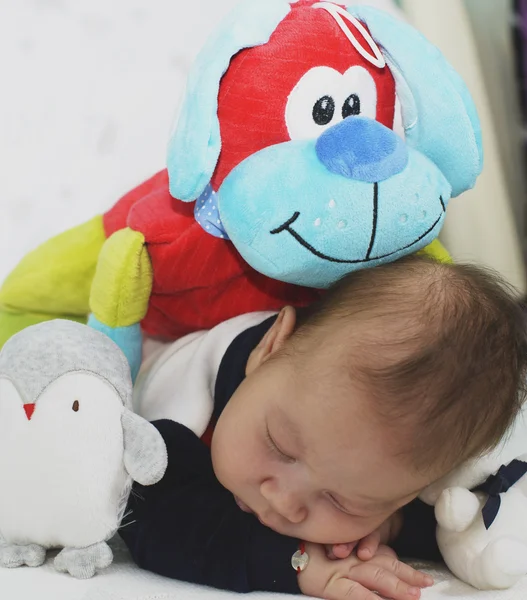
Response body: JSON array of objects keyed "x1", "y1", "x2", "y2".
[{"x1": 24, "y1": 404, "x2": 35, "y2": 420}]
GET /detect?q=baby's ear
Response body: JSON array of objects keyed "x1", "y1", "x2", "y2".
[{"x1": 246, "y1": 307, "x2": 297, "y2": 374}]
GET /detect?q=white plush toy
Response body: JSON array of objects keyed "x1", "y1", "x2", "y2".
[
  {"x1": 0, "y1": 320, "x2": 168, "y2": 579},
  {"x1": 420, "y1": 405, "x2": 527, "y2": 590}
]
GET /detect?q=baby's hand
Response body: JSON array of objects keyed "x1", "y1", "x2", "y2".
[
  {"x1": 326, "y1": 530, "x2": 385, "y2": 562},
  {"x1": 326, "y1": 513, "x2": 403, "y2": 561},
  {"x1": 299, "y1": 543, "x2": 433, "y2": 600}
]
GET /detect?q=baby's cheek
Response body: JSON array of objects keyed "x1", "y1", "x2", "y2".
[
  {"x1": 333, "y1": 520, "x2": 369, "y2": 543},
  {"x1": 305, "y1": 510, "x2": 357, "y2": 544},
  {"x1": 315, "y1": 513, "x2": 381, "y2": 545},
  {"x1": 211, "y1": 429, "x2": 235, "y2": 486},
  {"x1": 212, "y1": 428, "x2": 257, "y2": 490}
]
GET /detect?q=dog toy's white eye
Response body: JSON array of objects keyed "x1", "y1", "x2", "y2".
[
  {"x1": 286, "y1": 66, "x2": 378, "y2": 141},
  {"x1": 342, "y1": 93, "x2": 360, "y2": 119},
  {"x1": 312, "y1": 95, "x2": 336, "y2": 126},
  {"x1": 341, "y1": 66, "x2": 377, "y2": 122},
  {"x1": 286, "y1": 67, "x2": 341, "y2": 140}
]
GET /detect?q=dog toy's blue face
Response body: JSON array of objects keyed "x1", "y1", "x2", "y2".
[
  {"x1": 167, "y1": 1, "x2": 483, "y2": 288},
  {"x1": 219, "y1": 118, "x2": 451, "y2": 287}
]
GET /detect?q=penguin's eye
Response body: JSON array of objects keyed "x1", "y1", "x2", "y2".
[{"x1": 72, "y1": 400, "x2": 80, "y2": 412}]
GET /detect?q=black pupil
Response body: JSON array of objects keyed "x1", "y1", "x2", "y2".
[
  {"x1": 342, "y1": 94, "x2": 361, "y2": 118},
  {"x1": 313, "y1": 96, "x2": 335, "y2": 126}
]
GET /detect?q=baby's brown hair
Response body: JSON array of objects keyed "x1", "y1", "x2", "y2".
[{"x1": 291, "y1": 255, "x2": 527, "y2": 476}]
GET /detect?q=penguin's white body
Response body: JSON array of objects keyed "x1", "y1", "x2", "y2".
[
  {"x1": 0, "y1": 320, "x2": 168, "y2": 579},
  {"x1": 0, "y1": 373, "x2": 128, "y2": 549}
]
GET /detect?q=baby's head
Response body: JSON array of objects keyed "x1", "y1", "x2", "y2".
[{"x1": 212, "y1": 256, "x2": 527, "y2": 544}]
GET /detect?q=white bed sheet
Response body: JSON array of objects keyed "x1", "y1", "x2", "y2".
[
  {"x1": 0, "y1": 536, "x2": 525, "y2": 600},
  {"x1": 0, "y1": 0, "x2": 525, "y2": 598}
]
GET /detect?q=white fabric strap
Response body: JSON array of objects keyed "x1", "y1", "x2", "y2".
[{"x1": 312, "y1": 2, "x2": 386, "y2": 69}]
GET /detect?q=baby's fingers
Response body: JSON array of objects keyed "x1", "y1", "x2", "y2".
[
  {"x1": 349, "y1": 563, "x2": 422, "y2": 600},
  {"x1": 357, "y1": 530, "x2": 381, "y2": 561},
  {"x1": 375, "y1": 554, "x2": 434, "y2": 590},
  {"x1": 326, "y1": 542, "x2": 357, "y2": 560},
  {"x1": 324, "y1": 577, "x2": 383, "y2": 600}
]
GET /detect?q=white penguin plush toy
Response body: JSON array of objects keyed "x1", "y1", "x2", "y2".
[{"x1": 0, "y1": 320, "x2": 168, "y2": 579}]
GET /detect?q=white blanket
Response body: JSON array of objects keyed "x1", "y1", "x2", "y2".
[
  {"x1": 1, "y1": 0, "x2": 525, "y2": 598},
  {"x1": 0, "y1": 536, "x2": 525, "y2": 600}
]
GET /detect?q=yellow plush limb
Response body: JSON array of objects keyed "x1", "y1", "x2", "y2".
[
  {"x1": 0, "y1": 216, "x2": 106, "y2": 348},
  {"x1": 418, "y1": 239, "x2": 452, "y2": 264},
  {"x1": 90, "y1": 228, "x2": 153, "y2": 329}
]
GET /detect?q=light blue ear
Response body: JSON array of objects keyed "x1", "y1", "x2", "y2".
[
  {"x1": 349, "y1": 6, "x2": 483, "y2": 198},
  {"x1": 167, "y1": 0, "x2": 291, "y2": 202}
]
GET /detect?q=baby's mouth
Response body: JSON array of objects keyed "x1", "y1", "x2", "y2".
[
  {"x1": 235, "y1": 496, "x2": 274, "y2": 528},
  {"x1": 234, "y1": 496, "x2": 253, "y2": 514}
]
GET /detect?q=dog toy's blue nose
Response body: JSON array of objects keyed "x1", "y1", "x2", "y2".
[{"x1": 315, "y1": 117, "x2": 409, "y2": 183}]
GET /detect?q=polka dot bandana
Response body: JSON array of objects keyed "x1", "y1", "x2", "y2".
[{"x1": 194, "y1": 184, "x2": 230, "y2": 240}]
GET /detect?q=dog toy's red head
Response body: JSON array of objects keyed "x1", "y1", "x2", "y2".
[
  {"x1": 211, "y1": 0, "x2": 397, "y2": 190},
  {"x1": 167, "y1": 0, "x2": 482, "y2": 289}
]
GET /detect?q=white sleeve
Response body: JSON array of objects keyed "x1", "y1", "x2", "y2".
[{"x1": 133, "y1": 312, "x2": 276, "y2": 436}]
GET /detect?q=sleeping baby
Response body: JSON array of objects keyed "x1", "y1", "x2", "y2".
[{"x1": 120, "y1": 255, "x2": 527, "y2": 600}]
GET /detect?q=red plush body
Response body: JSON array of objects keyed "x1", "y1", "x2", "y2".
[
  {"x1": 103, "y1": 170, "x2": 320, "y2": 339},
  {"x1": 103, "y1": 0, "x2": 396, "y2": 339}
]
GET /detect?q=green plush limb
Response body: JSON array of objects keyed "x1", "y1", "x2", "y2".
[
  {"x1": 0, "y1": 216, "x2": 106, "y2": 348},
  {"x1": 0, "y1": 309, "x2": 87, "y2": 350}
]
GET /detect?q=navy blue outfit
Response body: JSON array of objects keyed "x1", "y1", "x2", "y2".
[{"x1": 120, "y1": 316, "x2": 441, "y2": 594}]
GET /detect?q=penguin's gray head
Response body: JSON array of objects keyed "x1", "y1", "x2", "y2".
[
  {"x1": 0, "y1": 319, "x2": 132, "y2": 408},
  {"x1": 0, "y1": 320, "x2": 167, "y2": 488}
]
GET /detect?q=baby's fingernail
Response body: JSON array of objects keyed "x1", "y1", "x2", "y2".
[
  {"x1": 409, "y1": 587, "x2": 420, "y2": 597},
  {"x1": 424, "y1": 575, "x2": 434, "y2": 586}
]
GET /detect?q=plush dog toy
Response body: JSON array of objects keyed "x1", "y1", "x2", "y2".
[
  {"x1": 420, "y1": 406, "x2": 527, "y2": 590},
  {"x1": 0, "y1": 0, "x2": 482, "y2": 377},
  {"x1": 0, "y1": 320, "x2": 167, "y2": 579}
]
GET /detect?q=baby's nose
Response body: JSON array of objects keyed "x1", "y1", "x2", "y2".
[
  {"x1": 274, "y1": 497, "x2": 307, "y2": 524},
  {"x1": 315, "y1": 116, "x2": 409, "y2": 183},
  {"x1": 283, "y1": 503, "x2": 307, "y2": 524},
  {"x1": 261, "y1": 484, "x2": 307, "y2": 524}
]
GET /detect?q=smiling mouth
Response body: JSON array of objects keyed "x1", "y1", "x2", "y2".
[{"x1": 270, "y1": 184, "x2": 445, "y2": 264}]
